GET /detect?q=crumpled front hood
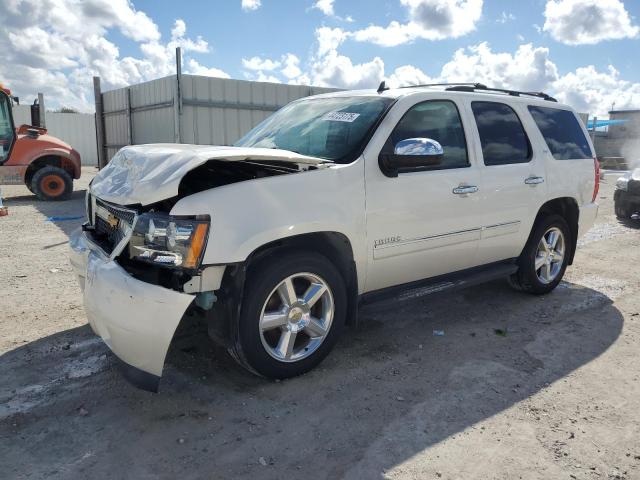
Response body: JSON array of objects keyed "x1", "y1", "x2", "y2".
[{"x1": 89, "y1": 144, "x2": 330, "y2": 206}]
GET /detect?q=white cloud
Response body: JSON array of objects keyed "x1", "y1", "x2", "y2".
[
  {"x1": 186, "y1": 59, "x2": 230, "y2": 79},
  {"x1": 497, "y1": 11, "x2": 515, "y2": 24},
  {"x1": 169, "y1": 19, "x2": 209, "y2": 53},
  {"x1": 387, "y1": 65, "x2": 435, "y2": 88},
  {"x1": 242, "y1": 56, "x2": 281, "y2": 71},
  {"x1": 552, "y1": 65, "x2": 640, "y2": 115},
  {"x1": 305, "y1": 27, "x2": 640, "y2": 115},
  {"x1": 352, "y1": 0, "x2": 483, "y2": 47},
  {"x1": 309, "y1": 26, "x2": 433, "y2": 90},
  {"x1": 254, "y1": 72, "x2": 282, "y2": 83},
  {"x1": 241, "y1": 0, "x2": 261, "y2": 11},
  {"x1": 312, "y1": 0, "x2": 354, "y2": 22},
  {"x1": 241, "y1": 53, "x2": 308, "y2": 84},
  {"x1": 316, "y1": 27, "x2": 349, "y2": 56},
  {"x1": 0, "y1": 1, "x2": 226, "y2": 112},
  {"x1": 429, "y1": 42, "x2": 640, "y2": 115},
  {"x1": 439, "y1": 42, "x2": 559, "y2": 92},
  {"x1": 314, "y1": 0, "x2": 335, "y2": 16},
  {"x1": 543, "y1": 0, "x2": 639, "y2": 45},
  {"x1": 281, "y1": 54, "x2": 302, "y2": 79},
  {"x1": 312, "y1": 51, "x2": 385, "y2": 89}
]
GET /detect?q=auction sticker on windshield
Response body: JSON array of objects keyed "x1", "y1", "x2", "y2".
[{"x1": 322, "y1": 112, "x2": 360, "y2": 122}]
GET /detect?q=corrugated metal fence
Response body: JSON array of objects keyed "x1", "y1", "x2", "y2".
[
  {"x1": 98, "y1": 74, "x2": 338, "y2": 165},
  {"x1": 13, "y1": 105, "x2": 98, "y2": 166}
]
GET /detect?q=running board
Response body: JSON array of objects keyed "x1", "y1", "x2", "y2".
[{"x1": 360, "y1": 260, "x2": 518, "y2": 305}]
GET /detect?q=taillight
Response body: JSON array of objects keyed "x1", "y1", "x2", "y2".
[{"x1": 592, "y1": 157, "x2": 600, "y2": 202}]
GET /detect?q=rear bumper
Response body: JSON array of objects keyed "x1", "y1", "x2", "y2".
[
  {"x1": 69, "y1": 228, "x2": 195, "y2": 391},
  {"x1": 578, "y1": 202, "x2": 598, "y2": 238}
]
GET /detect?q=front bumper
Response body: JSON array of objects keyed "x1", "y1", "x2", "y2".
[{"x1": 69, "y1": 228, "x2": 195, "y2": 391}]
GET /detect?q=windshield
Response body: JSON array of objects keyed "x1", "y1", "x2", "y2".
[{"x1": 234, "y1": 96, "x2": 394, "y2": 164}]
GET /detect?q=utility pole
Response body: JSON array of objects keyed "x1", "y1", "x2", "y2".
[
  {"x1": 173, "y1": 47, "x2": 183, "y2": 144},
  {"x1": 93, "y1": 76, "x2": 107, "y2": 169}
]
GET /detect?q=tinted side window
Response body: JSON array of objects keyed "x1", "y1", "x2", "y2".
[
  {"x1": 385, "y1": 100, "x2": 469, "y2": 170},
  {"x1": 471, "y1": 102, "x2": 531, "y2": 166},
  {"x1": 528, "y1": 106, "x2": 592, "y2": 160}
]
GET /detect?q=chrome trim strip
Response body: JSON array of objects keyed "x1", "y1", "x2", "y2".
[
  {"x1": 481, "y1": 220, "x2": 521, "y2": 239},
  {"x1": 483, "y1": 220, "x2": 520, "y2": 230},
  {"x1": 375, "y1": 227, "x2": 482, "y2": 250}
]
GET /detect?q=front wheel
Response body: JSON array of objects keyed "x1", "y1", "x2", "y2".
[
  {"x1": 31, "y1": 166, "x2": 73, "y2": 201},
  {"x1": 229, "y1": 251, "x2": 347, "y2": 379},
  {"x1": 508, "y1": 214, "x2": 571, "y2": 295}
]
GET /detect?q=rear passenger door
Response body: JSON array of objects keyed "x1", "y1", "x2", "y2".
[{"x1": 468, "y1": 101, "x2": 548, "y2": 264}]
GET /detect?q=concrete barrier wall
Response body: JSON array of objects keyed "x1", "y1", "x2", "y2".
[{"x1": 100, "y1": 75, "x2": 339, "y2": 163}]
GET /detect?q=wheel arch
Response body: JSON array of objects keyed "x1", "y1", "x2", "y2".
[
  {"x1": 533, "y1": 197, "x2": 579, "y2": 265},
  {"x1": 207, "y1": 231, "x2": 360, "y2": 349},
  {"x1": 25, "y1": 154, "x2": 78, "y2": 186},
  {"x1": 245, "y1": 231, "x2": 359, "y2": 326}
]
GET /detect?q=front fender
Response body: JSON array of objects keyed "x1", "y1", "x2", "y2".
[{"x1": 170, "y1": 162, "x2": 366, "y2": 280}]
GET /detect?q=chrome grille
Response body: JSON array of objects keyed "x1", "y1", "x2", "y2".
[{"x1": 90, "y1": 196, "x2": 137, "y2": 255}]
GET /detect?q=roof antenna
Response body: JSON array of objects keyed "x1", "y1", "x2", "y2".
[{"x1": 377, "y1": 80, "x2": 388, "y2": 93}]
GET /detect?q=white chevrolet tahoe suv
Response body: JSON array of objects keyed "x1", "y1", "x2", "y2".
[{"x1": 70, "y1": 83, "x2": 599, "y2": 391}]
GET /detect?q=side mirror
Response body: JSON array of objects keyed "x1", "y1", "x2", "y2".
[{"x1": 379, "y1": 138, "x2": 444, "y2": 177}]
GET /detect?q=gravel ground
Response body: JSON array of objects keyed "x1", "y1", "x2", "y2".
[{"x1": 1, "y1": 168, "x2": 639, "y2": 480}]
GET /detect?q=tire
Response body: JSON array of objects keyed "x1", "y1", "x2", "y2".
[
  {"x1": 229, "y1": 251, "x2": 347, "y2": 379},
  {"x1": 508, "y1": 214, "x2": 571, "y2": 295},
  {"x1": 30, "y1": 166, "x2": 73, "y2": 201},
  {"x1": 614, "y1": 199, "x2": 631, "y2": 219}
]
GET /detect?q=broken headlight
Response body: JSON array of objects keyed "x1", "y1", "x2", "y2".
[{"x1": 129, "y1": 213, "x2": 210, "y2": 270}]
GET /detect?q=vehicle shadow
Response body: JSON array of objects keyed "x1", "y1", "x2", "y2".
[
  {"x1": 618, "y1": 216, "x2": 640, "y2": 229},
  {"x1": 0, "y1": 279, "x2": 624, "y2": 479}
]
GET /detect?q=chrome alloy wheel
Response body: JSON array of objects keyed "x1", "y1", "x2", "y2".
[
  {"x1": 259, "y1": 273, "x2": 335, "y2": 362},
  {"x1": 535, "y1": 227, "x2": 566, "y2": 284}
]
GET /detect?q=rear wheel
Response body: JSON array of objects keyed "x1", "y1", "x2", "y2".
[
  {"x1": 31, "y1": 166, "x2": 73, "y2": 201},
  {"x1": 229, "y1": 251, "x2": 347, "y2": 379},
  {"x1": 508, "y1": 214, "x2": 571, "y2": 295}
]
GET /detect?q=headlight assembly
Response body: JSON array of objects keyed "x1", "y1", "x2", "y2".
[{"x1": 129, "y1": 213, "x2": 210, "y2": 269}]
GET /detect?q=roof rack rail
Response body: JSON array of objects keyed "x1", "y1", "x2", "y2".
[
  {"x1": 399, "y1": 82, "x2": 488, "y2": 90},
  {"x1": 444, "y1": 85, "x2": 557, "y2": 102}
]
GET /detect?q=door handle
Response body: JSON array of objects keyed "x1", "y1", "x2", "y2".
[
  {"x1": 524, "y1": 176, "x2": 544, "y2": 185},
  {"x1": 452, "y1": 185, "x2": 479, "y2": 195}
]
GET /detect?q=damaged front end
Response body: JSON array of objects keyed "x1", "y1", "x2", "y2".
[{"x1": 71, "y1": 145, "x2": 330, "y2": 391}]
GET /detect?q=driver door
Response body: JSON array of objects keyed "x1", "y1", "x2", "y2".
[{"x1": 364, "y1": 97, "x2": 484, "y2": 292}]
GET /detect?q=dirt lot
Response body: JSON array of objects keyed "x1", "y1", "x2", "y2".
[{"x1": 1, "y1": 167, "x2": 639, "y2": 480}]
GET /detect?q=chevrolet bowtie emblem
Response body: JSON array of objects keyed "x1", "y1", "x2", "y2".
[{"x1": 106, "y1": 214, "x2": 119, "y2": 228}]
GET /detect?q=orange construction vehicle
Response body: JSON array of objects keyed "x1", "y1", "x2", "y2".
[{"x1": 0, "y1": 85, "x2": 81, "y2": 201}]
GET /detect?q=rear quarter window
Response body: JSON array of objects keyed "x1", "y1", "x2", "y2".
[{"x1": 527, "y1": 106, "x2": 593, "y2": 160}]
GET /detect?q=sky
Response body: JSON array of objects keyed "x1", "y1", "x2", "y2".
[{"x1": 1, "y1": 0, "x2": 639, "y2": 116}]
